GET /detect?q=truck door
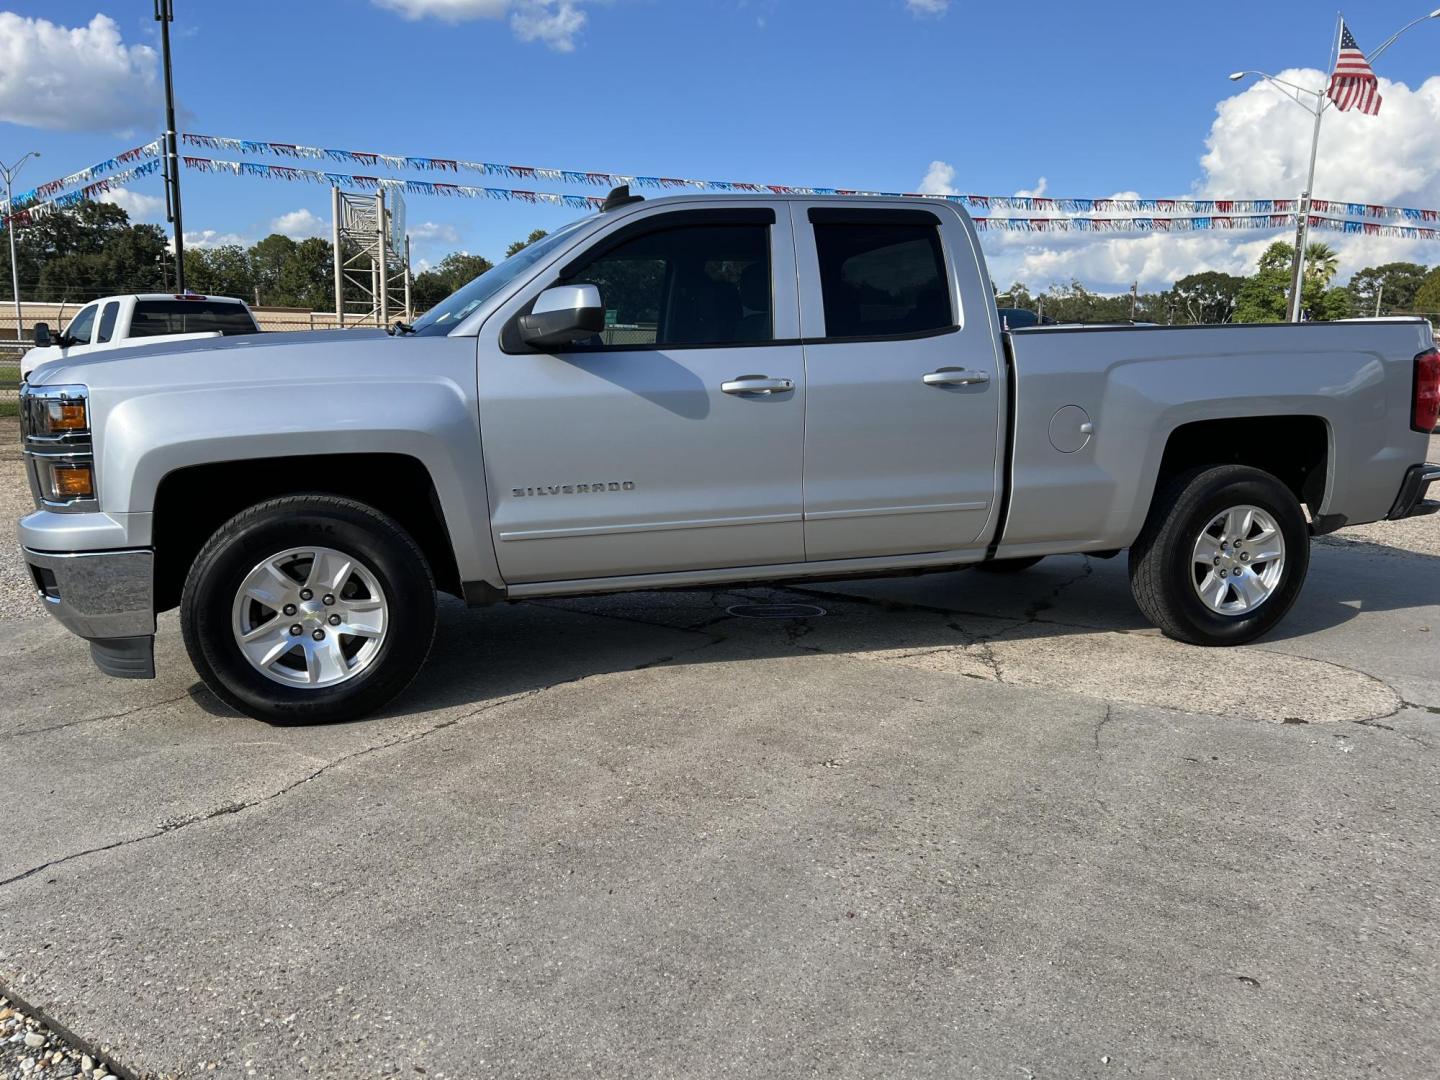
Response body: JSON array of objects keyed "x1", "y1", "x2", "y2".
[
  {"x1": 477, "y1": 205, "x2": 806, "y2": 584},
  {"x1": 795, "y1": 205, "x2": 1004, "y2": 560}
]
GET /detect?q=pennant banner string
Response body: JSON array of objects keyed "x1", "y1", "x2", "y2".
[
  {"x1": 179, "y1": 131, "x2": 1440, "y2": 224},
  {"x1": 181, "y1": 156, "x2": 606, "y2": 209},
  {"x1": 2, "y1": 159, "x2": 166, "y2": 227},
  {"x1": 175, "y1": 158, "x2": 1440, "y2": 242},
  {"x1": 1, "y1": 138, "x2": 165, "y2": 214}
]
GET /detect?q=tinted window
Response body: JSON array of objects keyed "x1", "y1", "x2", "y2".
[
  {"x1": 64, "y1": 305, "x2": 98, "y2": 344},
  {"x1": 130, "y1": 301, "x2": 259, "y2": 338},
  {"x1": 561, "y1": 223, "x2": 771, "y2": 348},
  {"x1": 96, "y1": 302, "x2": 120, "y2": 343},
  {"x1": 813, "y1": 223, "x2": 951, "y2": 338}
]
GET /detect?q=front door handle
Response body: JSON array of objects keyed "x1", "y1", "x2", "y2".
[
  {"x1": 923, "y1": 367, "x2": 990, "y2": 387},
  {"x1": 722, "y1": 375, "x2": 795, "y2": 396}
]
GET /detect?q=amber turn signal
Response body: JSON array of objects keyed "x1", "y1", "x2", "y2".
[
  {"x1": 45, "y1": 401, "x2": 88, "y2": 433},
  {"x1": 49, "y1": 464, "x2": 94, "y2": 500}
]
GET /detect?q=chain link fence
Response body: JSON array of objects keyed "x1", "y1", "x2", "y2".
[{"x1": 1, "y1": 343, "x2": 21, "y2": 419}]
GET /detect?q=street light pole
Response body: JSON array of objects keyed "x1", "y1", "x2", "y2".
[
  {"x1": 1, "y1": 151, "x2": 41, "y2": 342},
  {"x1": 1286, "y1": 16, "x2": 1343, "y2": 323},
  {"x1": 1229, "y1": 9, "x2": 1440, "y2": 322},
  {"x1": 155, "y1": 0, "x2": 185, "y2": 291}
]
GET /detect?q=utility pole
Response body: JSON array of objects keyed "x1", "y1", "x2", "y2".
[
  {"x1": 1130, "y1": 281, "x2": 1138, "y2": 321},
  {"x1": 1, "y1": 152, "x2": 41, "y2": 341},
  {"x1": 155, "y1": 0, "x2": 185, "y2": 291},
  {"x1": 1374, "y1": 284, "x2": 1384, "y2": 318}
]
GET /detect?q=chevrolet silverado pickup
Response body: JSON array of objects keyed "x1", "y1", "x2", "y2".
[{"x1": 17, "y1": 190, "x2": 1440, "y2": 722}]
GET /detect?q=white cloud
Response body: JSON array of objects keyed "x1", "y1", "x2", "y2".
[
  {"x1": 373, "y1": 0, "x2": 587, "y2": 51},
  {"x1": 98, "y1": 187, "x2": 165, "y2": 223},
  {"x1": 408, "y1": 221, "x2": 461, "y2": 244},
  {"x1": 0, "y1": 13, "x2": 159, "y2": 133},
  {"x1": 270, "y1": 208, "x2": 328, "y2": 240},
  {"x1": 922, "y1": 71, "x2": 1440, "y2": 293},
  {"x1": 183, "y1": 230, "x2": 249, "y2": 250},
  {"x1": 511, "y1": 1, "x2": 585, "y2": 51},
  {"x1": 918, "y1": 160, "x2": 958, "y2": 196},
  {"x1": 1014, "y1": 177, "x2": 1047, "y2": 198},
  {"x1": 1201, "y1": 70, "x2": 1440, "y2": 205},
  {"x1": 907, "y1": 0, "x2": 950, "y2": 15}
]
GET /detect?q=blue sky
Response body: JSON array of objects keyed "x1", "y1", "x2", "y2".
[{"x1": 3, "y1": 0, "x2": 1440, "y2": 291}]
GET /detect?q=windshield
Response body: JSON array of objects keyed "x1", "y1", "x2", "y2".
[{"x1": 410, "y1": 218, "x2": 591, "y2": 336}]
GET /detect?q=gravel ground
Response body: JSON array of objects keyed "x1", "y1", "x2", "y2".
[
  {"x1": 1, "y1": 997, "x2": 123, "y2": 1080},
  {"x1": 1, "y1": 419, "x2": 41, "y2": 623}
]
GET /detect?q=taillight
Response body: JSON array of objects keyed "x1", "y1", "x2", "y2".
[{"x1": 1415, "y1": 347, "x2": 1440, "y2": 433}]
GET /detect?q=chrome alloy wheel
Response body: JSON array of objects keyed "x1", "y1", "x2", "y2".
[
  {"x1": 230, "y1": 546, "x2": 388, "y2": 688},
  {"x1": 1190, "y1": 504, "x2": 1286, "y2": 616}
]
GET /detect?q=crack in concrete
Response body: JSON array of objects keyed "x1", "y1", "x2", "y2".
[
  {"x1": 1354, "y1": 715, "x2": 1437, "y2": 751},
  {"x1": 3, "y1": 690, "x2": 195, "y2": 740},
  {"x1": 0, "y1": 638, "x2": 699, "y2": 892},
  {"x1": 1093, "y1": 703, "x2": 1113, "y2": 755}
]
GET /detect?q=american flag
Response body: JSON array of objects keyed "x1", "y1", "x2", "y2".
[{"x1": 1328, "y1": 21, "x2": 1383, "y2": 115}]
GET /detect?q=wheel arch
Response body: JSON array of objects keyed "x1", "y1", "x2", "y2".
[
  {"x1": 1146, "y1": 414, "x2": 1331, "y2": 532},
  {"x1": 152, "y1": 453, "x2": 464, "y2": 611}
]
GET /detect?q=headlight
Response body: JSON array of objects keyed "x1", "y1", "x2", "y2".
[
  {"x1": 20, "y1": 384, "x2": 97, "y2": 510},
  {"x1": 23, "y1": 385, "x2": 90, "y2": 438}
]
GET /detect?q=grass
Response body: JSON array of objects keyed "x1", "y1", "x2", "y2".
[{"x1": 0, "y1": 361, "x2": 17, "y2": 418}]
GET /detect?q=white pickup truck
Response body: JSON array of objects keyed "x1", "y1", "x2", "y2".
[
  {"x1": 16, "y1": 190, "x2": 1440, "y2": 723},
  {"x1": 20, "y1": 292, "x2": 260, "y2": 378}
]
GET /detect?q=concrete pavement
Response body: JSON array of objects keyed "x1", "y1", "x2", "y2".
[{"x1": 1, "y1": 446, "x2": 1437, "y2": 1077}]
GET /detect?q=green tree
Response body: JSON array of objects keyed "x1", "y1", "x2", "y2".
[
  {"x1": 1235, "y1": 242, "x2": 1297, "y2": 323},
  {"x1": 274, "y1": 237, "x2": 334, "y2": 310},
  {"x1": 2, "y1": 200, "x2": 173, "y2": 302},
  {"x1": 1164, "y1": 271, "x2": 1245, "y2": 324},
  {"x1": 505, "y1": 229, "x2": 548, "y2": 258},
  {"x1": 1303, "y1": 242, "x2": 1339, "y2": 287},
  {"x1": 412, "y1": 251, "x2": 494, "y2": 312},
  {"x1": 188, "y1": 245, "x2": 258, "y2": 301},
  {"x1": 1348, "y1": 261, "x2": 1430, "y2": 316},
  {"x1": 249, "y1": 234, "x2": 298, "y2": 305},
  {"x1": 1414, "y1": 267, "x2": 1440, "y2": 324}
]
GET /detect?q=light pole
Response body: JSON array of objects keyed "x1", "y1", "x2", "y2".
[
  {"x1": 1229, "y1": 9, "x2": 1440, "y2": 322},
  {"x1": 155, "y1": 0, "x2": 185, "y2": 291},
  {"x1": 1, "y1": 150, "x2": 41, "y2": 341}
]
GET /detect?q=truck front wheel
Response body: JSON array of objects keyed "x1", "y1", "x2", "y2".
[
  {"x1": 1128, "y1": 465, "x2": 1310, "y2": 646},
  {"x1": 180, "y1": 495, "x2": 437, "y2": 723}
]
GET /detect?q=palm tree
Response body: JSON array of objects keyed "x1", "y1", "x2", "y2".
[{"x1": 1304, "y1": 242, "x2": 1340, "y2": 288}]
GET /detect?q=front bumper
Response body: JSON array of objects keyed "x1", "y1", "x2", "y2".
[
  {"x1": 1387, "y1": 463, "x2": 1440, "y2": 520},
  {"x1": 20, "y1": 545, "x2": 156, "y2": 678}
]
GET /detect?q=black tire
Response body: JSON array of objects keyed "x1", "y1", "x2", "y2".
[
  {"x1": 1128, "y1": 464, "x2": 1309, "y2": 646},
  {"x1": 975, "y1": 556, "x2": 1045, "y2": 574},
  {"x1": 181, "y1": 495, "x2": 437, "y2": 723}
]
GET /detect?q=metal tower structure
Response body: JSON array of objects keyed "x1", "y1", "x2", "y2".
[{"x1": 331, "y1": 187, "x2": 411, "y2": 328}]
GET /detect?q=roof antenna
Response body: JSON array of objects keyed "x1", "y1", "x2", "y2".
[{"x1": 601, "y1": 184, "x2": 644, "y2": 212}]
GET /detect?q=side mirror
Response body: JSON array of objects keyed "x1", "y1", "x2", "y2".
[
  {"x1": 33, "y1": 323, "x2": 51, "y2": 347},
  {"x1": 519, "y1": 285, "x2": 605, "y2": 350}
]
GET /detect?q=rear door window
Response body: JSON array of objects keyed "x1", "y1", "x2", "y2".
[
  {"x1": 96, "y1": 301, "x2": 120, "y2": 343},
  {"x1": 811, "y1": 218, "x2": 952, "y2": 339},
  {"x1": 130, "y1": 301, "x2": 259, "y2": 337}
]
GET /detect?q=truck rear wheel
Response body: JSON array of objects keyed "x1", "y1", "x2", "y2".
[
  {"x1": 180, "y1": 495, "x2": 437, "y2": 723},
  {"x1": 1128, "y1": 465, "x2": 1309, "y2": 646}
]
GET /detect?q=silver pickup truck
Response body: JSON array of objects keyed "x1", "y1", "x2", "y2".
[{"x1": 17, "y1": 190, "x2": 1440, "y2": 722}]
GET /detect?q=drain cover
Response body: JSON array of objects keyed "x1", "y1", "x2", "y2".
[{"x1": 725, "y1": 603, "x2": 827, "y2": 620}]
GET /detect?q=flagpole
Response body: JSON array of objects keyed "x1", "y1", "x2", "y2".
[{"x1": 1287, "y1": 13, "x2": 1343, "y2": 323}]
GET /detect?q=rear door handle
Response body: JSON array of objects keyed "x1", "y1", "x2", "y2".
[
  {"x1": 722, "y1": 375, "x2": 795, "y2": 396},
  {"x1": 923, "y1": 367, "x2": 990, "y2": 387}
]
